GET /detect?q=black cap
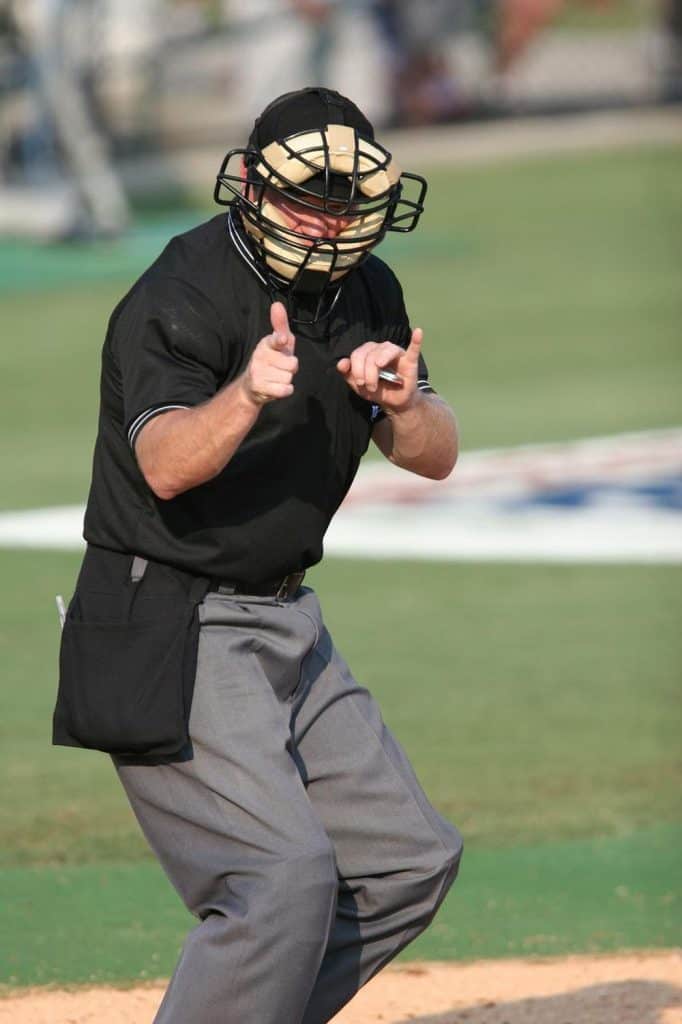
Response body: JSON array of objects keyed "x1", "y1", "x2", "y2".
[{"x1": 248, "y1": 86, "x2": 375, "y2": 150}]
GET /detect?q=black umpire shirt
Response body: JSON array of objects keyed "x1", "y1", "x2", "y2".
[{"x1": 83, "y1": 212, "x2": 434, "y2": 583}]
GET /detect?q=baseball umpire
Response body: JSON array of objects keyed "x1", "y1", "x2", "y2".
[{"x1": 53, "y1": 86, "x2": 463, "y2": 1023}]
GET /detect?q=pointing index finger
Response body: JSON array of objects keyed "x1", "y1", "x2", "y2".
[{"x1": 405, "y1": 327, "x2": 423, "y2": 364}]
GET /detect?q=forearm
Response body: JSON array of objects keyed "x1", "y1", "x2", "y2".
[
  {"x1": 383, "y1": 393, "x2": 459, "y2": 480},
  {"x1": 135, "y1": 378, "x2": 260, "y2": 500}
]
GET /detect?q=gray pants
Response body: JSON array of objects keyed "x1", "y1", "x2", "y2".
[{"x1": 115, "y1": 587, "x2": 462, "y2": 1024}]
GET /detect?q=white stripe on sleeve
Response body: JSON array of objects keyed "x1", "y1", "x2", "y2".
[{"x1": 128, "y1": 404, "x2": 191, "y2": 448}]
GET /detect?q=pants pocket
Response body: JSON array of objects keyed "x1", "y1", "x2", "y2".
[{"x1": 56, "y1": 614, "x2": 190, "y2": 757}]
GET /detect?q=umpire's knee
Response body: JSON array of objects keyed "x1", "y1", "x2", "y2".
[
  {"x1": 411, "y1": 821, "x2": 463, "y2": 928},
  {"x1": 265, "y1": 841, "x2": 338, "y2": 936},
  {"x1": 433, "y1": 821, "x2": 463, "y2": 899}
]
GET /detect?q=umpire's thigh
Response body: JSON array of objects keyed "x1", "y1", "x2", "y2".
[{"x1": 113, "y1": 593, "x2": 340, "y2": 942}]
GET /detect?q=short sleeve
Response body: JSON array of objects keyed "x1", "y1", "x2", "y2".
[{"x1": 112, "y1": 277, "x2": 226, "y2": 447}]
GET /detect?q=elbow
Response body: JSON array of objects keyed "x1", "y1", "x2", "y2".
[
  {"x1": 437, "y1": 418, "x2": 460, "y2": 479},
  {"x1": 133, "y1": 411, "x2": 193, "y2": 501},
  {"x1": 429, "y1": 442, "x2": 459, "y2": 481},
  {"x1": 424, "y1": 403, "x2": 459, "y2": 480},
  {"x1": 140, "y1": 459, "x2": 220, "y2": 501},
  {"x1": 427, "y1": 458, "x2": 456, "y2": 481},
  {"x1": 410, "y1": 454, "x2": 457, "y2": 482},
  {"x1": 144, "y1": 471, "x2": 182, "y2": 502},
  {"x1": 393, "y1": 444, "x2": 458, "y2": 481},
  {"x1": 431, "y1": 463, "x2": 455, "y2": 482},
  {"x1": 137, "y1": 456, "x2": 184, "y2": 500},
  {"x1": 153, "y1": 485, "x2": 181, "y2": 502}
]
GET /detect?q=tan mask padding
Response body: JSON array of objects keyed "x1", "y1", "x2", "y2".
[
  {"x1": 335, "y1": 208, "x2": 387, "y2": 245},
  {"x1": 244, "y1": 199, "x2": 377, "y2": 281},
  {"x1": 256, "y1": 124, "x2": 401, "y2": 199}
]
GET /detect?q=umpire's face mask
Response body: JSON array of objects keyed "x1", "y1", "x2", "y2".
[
  {"x1": 243, "y1": 184, "x2": 388, "y2": 318},
  {"x1": 214, "y1": 124, "x2": 427, "y2": 324}
]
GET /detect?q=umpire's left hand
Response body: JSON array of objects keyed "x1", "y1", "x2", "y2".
[{"x1": 336, "y1": 328, "x2": 424, "y2": 411}]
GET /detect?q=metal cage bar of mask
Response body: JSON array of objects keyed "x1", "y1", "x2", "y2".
[
  {"x1": 213, "y1": 139, "x2": 428, "y2": 324},
  {"x1": 251, "y1": 127, "x2": 371, "y2": 217},
  {"x1": 214, "y1": 148, "x2": 427, "y2": 235}
]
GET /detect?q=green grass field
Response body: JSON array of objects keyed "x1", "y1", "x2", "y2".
[{"x1": 0, "y1": 142, "x2": 680, "y2": 987}]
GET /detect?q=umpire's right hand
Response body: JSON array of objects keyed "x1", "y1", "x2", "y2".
[{"x1": 239, "y1": 302, "x2": 298, "y2": 406}]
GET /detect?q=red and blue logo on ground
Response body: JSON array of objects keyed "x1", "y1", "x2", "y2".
[{"x1": 327, "y1": 428, "x2": 682, "y2": 563}]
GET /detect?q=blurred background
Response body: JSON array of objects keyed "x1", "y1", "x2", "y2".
[
  {"x1": 0, "y1": 0, "x2": 680, "y2": 992},
  {"x1": 1, "y1": 0, "x2": 681, "y2": 238}
]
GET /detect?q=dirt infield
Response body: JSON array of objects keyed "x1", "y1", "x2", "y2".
[{"x1": 1, "y1": 952, "x2": 680, "y2": 1024}]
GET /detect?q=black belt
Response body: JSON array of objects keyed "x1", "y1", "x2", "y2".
[{"x1": 208, "y1": 570, "x2": 306, "y2": 601}]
